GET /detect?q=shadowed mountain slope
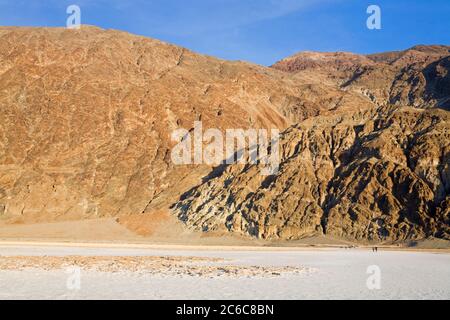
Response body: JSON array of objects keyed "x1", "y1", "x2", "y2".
[{"x1": 0, "y1": 26, "x2": 448, "y2": 243}]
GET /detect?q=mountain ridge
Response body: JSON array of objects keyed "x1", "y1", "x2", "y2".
[{"x1": 0, "y1": 26, "x2": 448, "y2": 243}]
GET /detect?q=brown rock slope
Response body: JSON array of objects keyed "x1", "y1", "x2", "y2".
[
  {"x1": 173, "y1": 48, "x2": 450, "y2": 242},
  {"x1": 0, "y1": 26, "x2": 448, "y2": 243},
  {"x1": 0, "y1": 26, "x2": 372, "y2": 224},
  {"x1": 273, "y1": 45, "x2": 450, "y2": 109},
  {"x1": 173, "y1": 106, "x2": 449, "y2": 241}
]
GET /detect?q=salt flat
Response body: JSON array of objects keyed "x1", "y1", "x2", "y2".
[{"x1": 0, "y1": 244, "x2": 449, "y2": 300}]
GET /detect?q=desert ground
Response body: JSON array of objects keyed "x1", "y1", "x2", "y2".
[
  {"x1": 0, "y1": 217, "x2": 449, "y2": 300},
  {"x1": 0, "y1": 241, "x2": 449, "y2": 300},
  {"x1": 1, "y1": 216, "x2": 450, "y2": 248}
]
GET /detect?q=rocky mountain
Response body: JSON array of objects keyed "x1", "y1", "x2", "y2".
[
  {"x1": 0, "y1": 26, "x2": 368, "y2": 223},
  {"x1": 0, "y1": 26, "x2": 448, "y2": 243},
  {"x1": 272, "y1": 45, "x2": 450, "y2": 109},
  {"x1": 175, "y1": 46, "x2": 450, "y2": 242},
  {"x1": 174, "y1": 106, "x2": 449, "y2": 241}
]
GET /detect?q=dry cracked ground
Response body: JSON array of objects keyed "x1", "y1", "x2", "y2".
[
  {"x1": 0, "y1": 255, "x2": 309, "y2": 278},
  {"x1": 0, "y1": 26, "x2": 449, "y2": 244}
]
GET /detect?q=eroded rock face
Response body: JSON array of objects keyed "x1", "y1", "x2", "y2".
[
  {"x1": 0, "y1": 26, "x2": 448, "y2": 243},
  {"x1": 173, "y1": 46, "x2": 450, "y2": 242},
  {"x1": 0, "y1": 26, "x2": 355, "y2": 223},
  {"x1": 273, "y1": 45, "x2": 450, "y2": 109},
  {"x1": 173, "y1": 107, "x2": 450, "y2": 241}
]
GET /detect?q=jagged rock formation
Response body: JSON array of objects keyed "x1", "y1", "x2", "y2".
[
  {"x1": 0, "y1": 26, "x2": 369, "y2": 223},
  {"x1": 173, "y1": 106, "x2": 450, "y2": 241},
  {"x1": 272, "y1": 45, "x2": 450, "y2": 109},
  {"x1": 0, "y1": 26, "x2": 448, "y2": 242},
  {"x1": 174, "y1": 47, "x2": 450, "y2": 242}
]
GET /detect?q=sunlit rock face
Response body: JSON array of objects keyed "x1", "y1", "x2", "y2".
[{"x1": 0, "y1": 26, "x2": 448, "y2": 242}]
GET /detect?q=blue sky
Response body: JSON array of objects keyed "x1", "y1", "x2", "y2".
[{"x1": 0, "y1": 0, "x2": 449, "y2": 65}]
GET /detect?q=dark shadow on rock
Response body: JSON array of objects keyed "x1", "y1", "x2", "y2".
[{"x1": 423, "y1": 56, "x2": 450, "y2": 110}]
